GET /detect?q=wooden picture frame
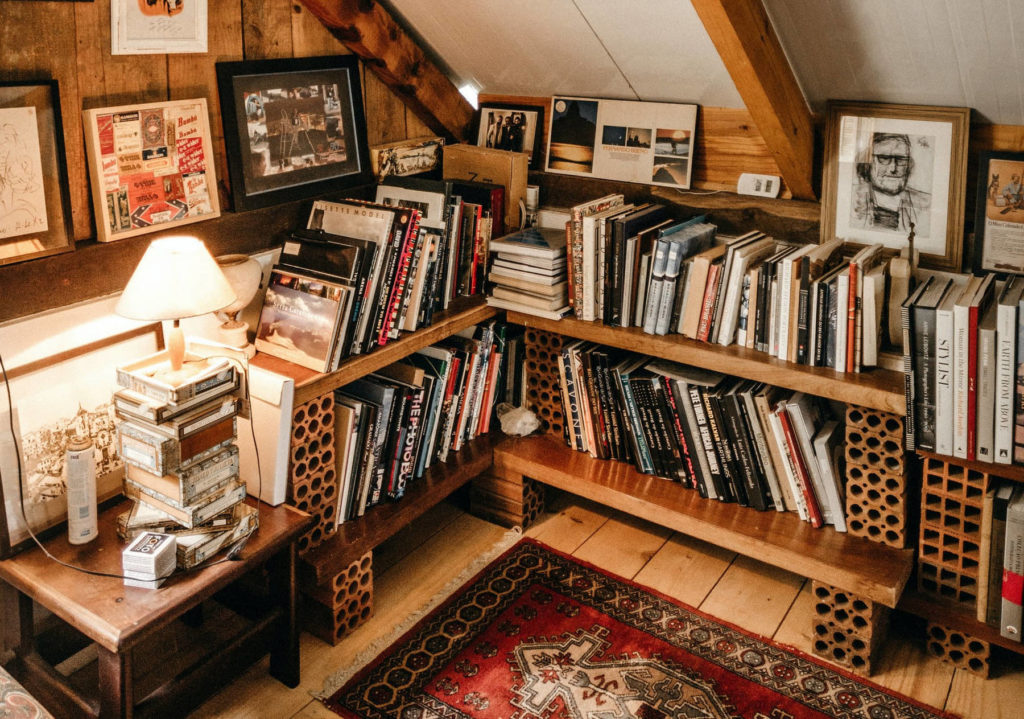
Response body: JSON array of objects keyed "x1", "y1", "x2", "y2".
[
  {"x1": 0, "y1": 81, "x2": 74, "y2": 267},
  {"x1": 216, "y1": 55, "x2": 373, "y2": 212},
  {"x1": 82, "y1": 97, "x2": 221, "y2": 243},
  {"x1": 972, "y1": 150, "x2": 1024, "y2": 275},
  {"x1": 111, "y1": 0, "x2": 208, "y2": 55},
  {"x1": 821, "y1": 101, "x2": 970, "y2": 271},
  {"x1": 0, "y1": 323, "x2": 164, "y2": 558},
  {"x1": 475, "y1": 102, "x2": 545, "y2": 169}
]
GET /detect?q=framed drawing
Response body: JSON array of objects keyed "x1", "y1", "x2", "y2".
[
  {"x1": 111, "y1": 0, "x2": 208, "y2": 55},
  {"x1": 972, "y1": 150, "x2": 1024, "y2": 275},
  {"x1": 0, "y1": 81, "x2": 74, "y2": 266},
  {"x1": 821, "y1": 101, "x2": 970, "y2": 271},
  {"x1": 475, "y1": 103, "x2": 545, "y2": 169},
  {"x1": 0, "y1": 323, "x2": 164, "y2": 558},
  {"x1": 82, "y1": 97, "x2": 221, "y2": 243},
  {"x1": 217, "y1": 55, "x2": 373, "y2": 212},
  {"x1": 545, "y1": 96, "x2": 697, "y2": 189}
]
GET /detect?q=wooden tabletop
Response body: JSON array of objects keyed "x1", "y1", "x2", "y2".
[{"x1": 0, "y1": 498, "x2": 310, "y2": 654}]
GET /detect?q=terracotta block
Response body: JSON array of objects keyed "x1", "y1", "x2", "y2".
[
  {"x1": 925, "y1": 623, "x2": 990, "y2": 678},
  {"x1": 811, "y1": 581, "x2": 889, "y2": 676}
]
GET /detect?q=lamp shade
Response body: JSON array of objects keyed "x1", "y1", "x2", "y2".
[{"x1": 116, "y1": 236, "x2": 237, "y2": 321}]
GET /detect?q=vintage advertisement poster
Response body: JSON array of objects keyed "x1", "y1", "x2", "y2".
[
  {"x1": 0, "y1": 106, "x2": 48, "y2": 241},
  {"x1": 977, "y1": 156, "x2": 1024, "y2": 273}
]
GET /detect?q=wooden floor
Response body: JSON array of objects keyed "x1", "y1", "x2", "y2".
[{"x1": 188, "y1": 491, "x2": 1024, "y2": 719}]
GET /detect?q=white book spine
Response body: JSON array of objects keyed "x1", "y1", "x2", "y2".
[
  {"x1": 741, "y1": 392, "x2": 784, "y2": 512},
  {"x1": 834, "y1": 272, "x2": 850, "y2": 373},
  {"x1": 581, "y1": 217, "x2": 598, "y2": 322},
  {"x1": 768, "y1": 408, "x2": 808, "y2": 521},
  {"x1": 952, "y1": 301, "x2": 970, "y2": 459},
  {"x1": 995, "y1": 299, "x2": 1018, "y2": 464},
  {"x1": 977, "y1": 321, "x2": 997, "y2": 462},
  {"x1": 768, "y1": 278, "x2": 780, "y2": 356},
  {"x1": 1001, "y1": 489, "x2": 1024, "y2": 641},
  {"x1": 716, "y1": 257, "x2": 747, "y2": 346},
  {"x1": 788, "y1": 401, "x2": 833, "y2": 526},
  {"x1": 934, "y1": 306, "x2": 956, "y2": 456},
  {"x1": 776, "y1": 258, "x2": 794, "y2": 360}
]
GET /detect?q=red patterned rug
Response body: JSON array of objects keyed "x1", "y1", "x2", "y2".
[{"x1": 322, "y1": 539, "x2": 953, "y2": 719}]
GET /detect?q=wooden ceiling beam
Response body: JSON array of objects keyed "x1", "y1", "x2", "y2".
[
  {"x1": 691, "y1": 0, "x2": 816, "y2": 200},
  {"x1": 298, "y1": 0, "x2": 474, "y2": 141}
]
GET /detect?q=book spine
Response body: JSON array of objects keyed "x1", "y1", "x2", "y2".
[
  {"x1": 914, "y1": 305, "x2": 937, "y2": 452},
  {"x1": 582, "y1": 352, "x2": 609, "y2": 459},
  {"x1": 846, "y1": 262, "x2": 859, "y2": 372},
  {"x1": 989, "y1": 489, "x2": 1011, "y2": 625},
  {"x1": 966, "y1": 305, "x2": 980, "y2": 462},
  {"x1": 650, "y1": 378, "x2": 687, "y2": 482},
  {"x1": 632, "y1": 377, "x2": 667, "y2": 476},
  {"x1": 687, "y1": 385, "x2": 723, "y2": 500},
  {"x1": 996, "y1": 299, "x2": 1018, "y2": 463},
  {"x1": 1016, "y1": 296, "x2": 1024, "y2": 463},
  {"x1": 698, "y1": 388, "x2": 735, "y2": 502},
  {"x1": 696, "y1": 263, "x2": 721, "y2": 342},
  {"x1": 776, "y1": 406, "x2": 824, "y2": 527},
  {"x1": 614, "y1": 369, "x2": 653, "y2": 473},
  {"x1": 662, "y1": 377, "x2": 698, "y2": 488},
  {"x1": 724, "y1": 394, "x2": 768, "y2": 510},
  {"x1": 812, "y1": 280, "x2": 830, "y2": 366},
  {"x1": 1001, "y1": 492, "x2": 1024, "y2": 640},
  {"x1": 977, "y1": 321, "x2": 997, "y2": 462},
  {"x1": 570, "y1": 214, "x2": 583, "y2": 315},
  {"x1": 953, "y1": 300, "x2": 970, "y2": 458},
  {"x1": 393, "y1": 388, "x2": 424, "y2": 498},
  {"x1": 795, "y1": 260, "x2": 811, "y2": 364},
  {"x1": 901, "y1": 290, "x2": 917, "y2": 451},
  {"x1": 741, "y1": 391, "x2": 782, "y2": 511},
  {"x1": 935, "y1": 307, "x2": 955, "y2": 455},
  {"x1": 379, "y1": 212, "x2": 421, "y2": 345},
  {"x1": 776, "y1": 258, "x2": 794, "y2": 360}
]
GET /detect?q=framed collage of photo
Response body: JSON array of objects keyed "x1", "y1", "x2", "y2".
[
  {"x1": 545, "y1": 96, "x2": 698, "y2": 189},
  {"x1": 82, "y1": 97, "x2": 221, "y2": 243},
  {"x1": 821, "y1": 101, "x2": 970, "y2": 271},
  {"x1": 973, "y1": 150, "x2": 1024, "y2": 275},
  {"x1": 217, "y1": 55, "x2": 373, "y2": 211}
]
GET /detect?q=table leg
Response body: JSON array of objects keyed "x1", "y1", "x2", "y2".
[
  {"x1": 268, "y1": 541, "x2": 300, "y2": 688},
  {"x1": 98, "y1": 646, "x2": 133, "y2": 719}
]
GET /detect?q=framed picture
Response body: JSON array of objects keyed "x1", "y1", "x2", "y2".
[
  {"x1": 972, "y1": 150, "x2": 1024, "y2": 275},
  {"x1": 217, "y1": 55, "x2": 373, "y2": 212},
  {"x1": 0, "y1": 81, "x2": 74, "y2": 266},
  {"x1": 821, "y1": 101, "x2": 970, "y2": 271},
  {"x1": 375, "y1": 181, "x2": 447, "y2": 231},
  {"x1": 370, "y1": 136, "x2": 444, "y2": 180},
  {"x1": 475, "y1": 103, "x2": 545, "y2": 169},
  {"x1": 545, "y1": 96, "x2": 697, "y2": 189},
  {"x1": 0, "y1": 323, "x2": 164, "y2": 558},
  {"x1": 111, "y1": 0, "x2": 208, "y2": 55},
  {"x1": 82, "y1": 97, "x2": 221, "y2": 243}
]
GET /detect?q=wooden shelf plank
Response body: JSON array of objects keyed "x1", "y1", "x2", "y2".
[
  {"x1": 496, "y1": 435, "x2": 913, "y2": 607},
  {"x1": 899, "y1": 589, "x2": 1024, "y2": 656},
  {"x1": 505, "y1": 311, "x2": 906, "y2": 416},
  {"x1": 298, "y1": 433, "x2": 501, "y2": 586},
  {"x1": 251, "y1": 298, "x2": 496, "y2": 407},
  {"x1": 917, "y1": 450, "x2": 1024, "y2": 485}
]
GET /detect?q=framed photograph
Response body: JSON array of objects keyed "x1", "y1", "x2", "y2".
[
  {"x1": 217, "y1": 55, "x2": 373, "y2": 212},
  {"x1": 111, "y1": 0, "x2": 208, "y2": 55},
  {"x1": 972, "y1": 150, "x2": 1024, "y2": 275},
  {"x1": 0, "y1": 323, "x2": 164, "y2": 558},
  {"x1": 821, "y1": 101, "x2": 970, "y2": 271},
  {"x1": 82, "y1": 97, "x2": 221, "y2": 243},
  {"x1": 545, "y1": 96, "x2": 697, "y2": 189},
  {"x1": 370, "y1": 136, "x2": 444, "y2": 180},
  {"x1": 475, "y1": 103, "x2": 544, "y2": 169},
  {"x1": 0, "y1": 81, "x2": 74, "y2": 267}
]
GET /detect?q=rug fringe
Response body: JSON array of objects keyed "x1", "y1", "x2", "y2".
[{"x1": 315, "y1": 526, "x2": 523, "y2": 700}]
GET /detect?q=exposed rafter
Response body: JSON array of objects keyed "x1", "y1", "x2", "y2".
[
  {"x1": 298, "y1": 0, "x2": 474, "y2": 141},
  {"x1": 691, "y1": 0, "x2": 816, "y2": 200}
]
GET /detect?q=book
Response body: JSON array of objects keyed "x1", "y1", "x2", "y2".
[
  {"x1": 679, "y1": 244, "x2": 729, "y2": 338},
  {"x1": 570, "y1": 194, "x2": 625, "y2": 315},
  {"x1": 901, "y1": 278, "x2": 932, "y2": 451},
  {"x1": 978, "y1": 483, "x2": 997, "y2": 623},
  {"x1": 716, "y1": 235, "x2": 775, "y2": 346},
  {"x1": 988, "y1": 482, "x2": 1015, "y2": 626},
  {"x1": 995, "y1": 276, "x2": 1023, "y2": 463},
  {"x1": 124, "y1": 445, "x2": 239, "y2": 507},
  {"x1": 1014, "y1": 286, "x2": 1024, "y2": 463},
  {"x1": 118, "y1": 416, "x2": 236, "y2": 477},
  {"x1": 491, "y1": 285, "x2": 569, "y2": 311},
  {"x1": 608, "y1": 204, "x2": 670, "y2": 326},
  {"x1": 124, "y1": 476, "x2": 247, "y2": 529},
  {"x1": 486, "y1": 296, "x2": 570, "y2": 319},
  {"x1": 859, "y1": 262, "x2": 887, "y2": 369},
  {"x1": 775, "y1": 244, "x2": 813, "y2": 362},
  {"x1": 913, "y1": 276, "x2": 954, "y2": 452},
  {"x1": 752, "y1": 384, "x2": 798, "y2": 513},
  {"x1": 1000, "y1": 485, "x2": 1024, "y2": 641},
  {"x1": 954, "y1": 274, "x2": 995, "y2": 460},
  {"x1": 812, "y1": 420, "x2": 846, "y2": 532},
  {"x1": 708, "y1": 230, "x2": 765, "y2": 344},
  {"x1": 933, "y1": 280, "x2": 961, "y2": 456},
  {"x1": 777, "y1": 398, "x2": 825, "y2": 527},
  {"x1": 845, "y1": 243, "x2": 885, "y2": 372},
  {"x1": 115, "y1": 352, "x2": 235, "y2": 405},
  {"x1": 489, "y1": 226, "x2": 567, "y2": 259},
  {"x1": 583, "y1": 203, "x2": 632, "y2": 321},
  {"x1": 976, "y1": 300, "x2": 999, "y2": 462},
  {"x1": 797, "y1": 238, "x2": 847, "y2": 365}
]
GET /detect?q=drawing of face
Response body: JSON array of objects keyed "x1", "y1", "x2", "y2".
[{"x1": 869, "y1": 134, "x2": 912, "y2": 196}]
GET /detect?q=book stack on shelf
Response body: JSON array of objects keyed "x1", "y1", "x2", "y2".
[
  {"x1": 113, "y1": 348, "x2": 256, "y2": 570},
  {"x1": 980, "y1": 481, "x2": 1024, "y2": 643},
  {"x1": 556, "y1": 344, "x2": 847, "y2": 530},
  {"x1": 486, "y1": 226, "x2": 570, "y2": 319},
  {"x1": 332, "y1": 321, "x2": 511, "y2": 524}
]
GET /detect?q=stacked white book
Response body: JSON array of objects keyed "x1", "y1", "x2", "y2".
[{"x1": 486, "y1": 227, "x2": 570, "y2": 319}]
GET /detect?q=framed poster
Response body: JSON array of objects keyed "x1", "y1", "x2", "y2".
[
  {"x1": 475, "y1": 103, "x2": 545, "y2": 169},
  {"x1": 0, "y1": 81, "x2": 74, "y2": 266},
  {"x1": 821, "y1": 101, "x2": 970, "y2": 271},
  {"x1": 972, "y1": 150, "x2": 1024, "y2": 275},
  {"x1": 82, "y1": 97, "x2": 221, "y2": 243},
  {"x1": 216, "y1": 55, "x2": 373, "y2": 212},
  {"x1": 545, "y1": 96, "x2": 697, "y2": 189},
  {"x1": 0, "y1": 323, "x2": 164, "y2": 557},
  {"x1": 111, "y1": 0, "x2": 208, "y2": 55}
]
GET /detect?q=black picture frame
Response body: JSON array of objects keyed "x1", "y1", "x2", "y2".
[
  {"x1": 474, "y1": 102, "x2": 546, "y2": 169},
  {"x1": 972, "y1": 150, "x2": 1024, "y2": 275},
  {"x1": 216, "y1": 55, "x2": 373, "y2": 212}
]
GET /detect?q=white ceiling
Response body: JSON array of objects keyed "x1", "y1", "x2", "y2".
[{"x1": 387, "y1": 0, "x2": 1024, "y2": 126}]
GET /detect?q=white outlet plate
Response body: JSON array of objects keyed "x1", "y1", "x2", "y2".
[{"x1": 738, "y1": 173, "x2": 782, "y2": 198}]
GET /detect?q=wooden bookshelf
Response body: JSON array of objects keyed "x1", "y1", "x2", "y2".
[
  {"x1": 917, "y1": 450, "x2": 1024, "y2": 485},
  {"x1": 251, "y1": 297, "x2": 497, "y2": 406},
  {"x1": 505, "y1": 311, "x2": 906, "y2": 416},
  {"x1": 496, "y1": 435, "x2": 914, "y2": 607},
  {"x1": 298, "y1": 433, "x2": 501, "y2": 586},
  {"x1": 899, "y1": 589, "x2": 1024, "y2": 656}
]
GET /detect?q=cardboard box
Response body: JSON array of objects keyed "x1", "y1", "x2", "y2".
[{"x1": 443, "y1": 144, "x2": 528, "y2": 234}]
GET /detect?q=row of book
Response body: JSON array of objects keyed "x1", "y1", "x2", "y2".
[
  {"x1": 556, "y1": 341, "x2": 847, "y2": 530},
  {"x1": 254, "y1": 176, "x2": 505, "y2": 373},
  {"x1": 902, "y1": 272, "x2": 1024, "y2": 464},
  {"x1": 331, "y1": 321, "x2": 514, "y2": 524},
  {"x1": 561, "y1": 193, "x2": 892, "y2": 372},
  {"x1": 980, "y1": 481, "x2": 1024, "y2": 642}
]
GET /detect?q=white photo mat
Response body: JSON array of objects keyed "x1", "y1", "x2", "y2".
[{"x1": 111, "y1": 0, "x2": 208, "y2": 55}]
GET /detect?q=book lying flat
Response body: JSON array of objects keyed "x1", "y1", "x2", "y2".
[{"x1": 486, "y1": 296, "x2": 570, "y2": 320}]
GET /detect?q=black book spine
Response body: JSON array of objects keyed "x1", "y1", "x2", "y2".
[
  {"x1": 723, "y1": 393, "x2": 769, "y2": 511},
  {"x1": 813, "y1": 280, "x2": 830, "y2": 367},
  {"x1": 913, "y1": 305, "x2": 937, "y2": 451},
  {"x1": 364, "y1": 213, "x2": 411, "y2": 353},
  {"x1": 703, "y1": 388, "x2": 742, "y2": 504},
  {"x1": 689, "y1": 385, "x2": 728, "y2": 500},
  {"x1": 652, "y1": 377, "x2": 690, "y2": 484},
  {"x1": 901, "y1": 296, "x2": 917, "y2": 452},
  {"x1": 754, "y1": 258, "x2": 773, "y2": 353},
  {"x1": 668, "y1": 379, "x2": 706, "y2": 495},
  {"x1": 795, "y1": 257, "x2": 812, "y2": 365},
  {"x1": 612, "y1": 368, "x2": 648, "y2": 474},
  {"x1": 383, "y1": 388, "x2": 410, "y2": 499},
  {"x1": 581, "y1": 350, "x2": 609, "y2": 459},
  {"x1": 631, "y1": 376, "x2": 667, "y2": 476},
  {"x1": 610, "y1": 222, "x2": 625, "y2": 326},
  {"x1": 394, "y1": 387, "x2": 425, "y2": 497},
  {"x1": 595, "y1": 352, "x2": 625, "y2": 461},
  {"x1": 669, "y1": 263, "x2": 689, "y2": 334}
]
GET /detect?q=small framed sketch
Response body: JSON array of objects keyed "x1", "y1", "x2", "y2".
[
  {"x1": 821, "y1": 101, "x2": 970, "y2": 271},
  {"x1": 475, "y1": 103, "x2": 545, "y2": 169},
  {"x1": 217, "y1": 55, "x2": 373, "y2": 212},
  {"x1": 111, "y1": 0, "x2": 208, "y2": 55},
  {"x1": 0, "y1": 81, "x2": 74, "y2": 266},
  {"x1": 82, "y1": 97, "x2": 221, "y2": 242},
  {"x1": 545, "y1": 96, "x2": 697, "y2": 189},
  {"x1": 972, "y1": 150, "x2": 1024, "y2": 275}
]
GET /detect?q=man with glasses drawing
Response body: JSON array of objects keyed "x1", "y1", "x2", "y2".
[{"x1": 853, "y1": 133, "x2": 930, "y2": 234}]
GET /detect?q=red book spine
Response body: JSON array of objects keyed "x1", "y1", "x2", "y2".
[
  {"x1": 565, "y1": 220, "x2": 577, "y2": 311},
  {"x1": 777, "y1": 405, "x2": 824, "y2": 528},
  {"x1": 663, "y1": 377, "x2": 698, "y2": 489},
  {"x1": 378, "y1": 211, "x2": 422, "y2": 346},
  {"x1": 696, "y1": 263, "x2": 722, "y2": 342}
]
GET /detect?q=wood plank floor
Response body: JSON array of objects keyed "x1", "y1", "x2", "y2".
[{"x1": 188, "y1": 491, "x2": 1024, "y2": 718}]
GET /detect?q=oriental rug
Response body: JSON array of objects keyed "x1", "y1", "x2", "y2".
[{"x1": 322, "y1": 539, "x2": 953, "y2": 719}]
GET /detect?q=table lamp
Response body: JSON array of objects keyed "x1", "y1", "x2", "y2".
[
  {"x1": 116, "y1": 236, "x2": 237, "y2": 384},
  {"x1": 215, "y1": 253, "x2": 263, "y2": 357}
]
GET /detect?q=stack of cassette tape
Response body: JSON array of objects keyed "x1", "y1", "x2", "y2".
[{"x1": 112, "y1": 348, "x2": 258, "y2": 570}]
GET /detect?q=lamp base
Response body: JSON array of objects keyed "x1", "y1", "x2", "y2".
[{"x1": 220, "y1": 320, "x2": 256, "y2": 359}]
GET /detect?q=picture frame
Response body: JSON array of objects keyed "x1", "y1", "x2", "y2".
[
  {"x1": 821, "y1": 100, "x2": 970, "y2": 271},
  {"x1": 82, "y1": 97, "x2": 222, "y2": 243},
  {"x1": 111, "y1": 0, "x2": 208, "y2": 55},
  {"x1": 0, "y1": 323, "x2": 164, "y2": 558},
  {"x1": 972, "y1": 150, "x2": 1024, "y2": 275},
  {"x1": 0, "y1": 81, "x2": 74, "y2": 266},
  {"x1": 216, "y1": 55, "x2": 373, "y2": 212},
  {"x1": 370, "y1": 136, "x2": 444, "y2": 180},
  {"x1": 545, "y1": 96, "x2": 697, "y2": 189},
  {"x1": 475, "y1": 102, "x2": 545, "y2": 169}
]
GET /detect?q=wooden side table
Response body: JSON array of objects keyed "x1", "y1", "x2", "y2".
[{"x1": 0, "y1": 498, "x2": 311, "y2": 719}]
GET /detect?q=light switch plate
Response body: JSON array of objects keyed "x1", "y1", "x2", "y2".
[{"x1": 737, "y1": 173, "x2": 782, "y2": 198}]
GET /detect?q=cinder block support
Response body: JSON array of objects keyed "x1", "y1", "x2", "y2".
[
  {"x1": 845, "y1": 405, "x2": 910, "y2": 549},
  {"x1": 523, "y1": 328, "x2": 565, "y2": 439},
  {"x1": 811, "y1": 581, "x2": 890, "y2": 676},
  {"x1": 925, "y1": 623, "x2": 990, "y2": 678},
  {"x1": 290, "y1": 394, "x2": 339, "y2": 554},
  {"x1": 301, "y1": 551, "x2": 374, "y2": 645}
]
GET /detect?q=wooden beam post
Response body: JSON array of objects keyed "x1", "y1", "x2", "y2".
[
  {"x1": 691, "y1": 0, "x2": 816, "y2": 200},
  {"x1": 297, "y1": 0, "x2": 474, "y2": 141}
]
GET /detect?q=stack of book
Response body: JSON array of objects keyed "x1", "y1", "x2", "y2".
[
  {"x1": 978, "y1": 481, "x2": 1024, "y2": 643},
  {"x1": 113, "y1": 348, "x2": 256, "y2": 569},
  {"x1": 486, "y1": 227, "x2": 569, "y2": 319}
]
